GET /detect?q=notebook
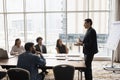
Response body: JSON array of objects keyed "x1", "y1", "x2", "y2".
[
  {"x1": 67, "y1": 57, "x2": 83, "y2": 61},
  {"x1": 0, "y1": 48, "x2": 15, "y2": 59}
]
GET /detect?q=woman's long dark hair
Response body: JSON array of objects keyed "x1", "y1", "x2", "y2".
[
  {"x1": 56, "y1": 39, "x2": 61, "y2": 47},
  {"x1": 14, "y1": 38, "x2": 20, "y2": 46}
]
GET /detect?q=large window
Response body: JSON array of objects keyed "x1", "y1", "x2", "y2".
[
  {"x1": 26, "y1": 14, "x2": 44, "y2": 42},
  {"x1": 46, "y1": 0, "x2": 66, "y2": 11},
  {"x1": 26, "y1": 0, "x2": 44, "y2": 12},
  {"x1": 6, "y1": 0, "x2": 23, "y2": 12},
  {"x1": 0, "y1": 15, "x2": 5, "y2": 49},
  {"x1": 67, "y1": 13, "x2": 87, "y2": 34},
  {"x1": 7, "y1": 14, "x2": 24, "y2": 50},
  {"x1": 0, "y1": 0, "x2": 111, "y2": 56},
  {"x1": 0, "y1": 0, "x2": 3, "y2": 12}
]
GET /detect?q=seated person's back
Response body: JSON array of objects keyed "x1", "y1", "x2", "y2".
[{"x1": 17, "y1": 42, "x2": 46, "y2": 80}]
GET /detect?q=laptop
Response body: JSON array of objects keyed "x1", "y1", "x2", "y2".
[{"x1": 0, "y1": 48, "x2": 15, "y2": 59}]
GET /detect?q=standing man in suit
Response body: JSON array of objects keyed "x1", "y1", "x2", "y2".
[
  {"x1": 75, "y1": 18, "x2": 98, "y2": 80},
  {"x1": 17, "y1": 42, "x2": 46, "y2": 80},
  {"x1": 35, "y1": 37, "x2": 48, "y2": 74},
  {"x1": 35, "y1": 37, "x2": 47, "y2": 54}
]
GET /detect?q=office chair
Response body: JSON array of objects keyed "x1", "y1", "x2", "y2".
[
  {"x1": 53, "y1": 64, "x2": 75, "y2": 80},
  {"x1": 7, "y1": 68, "x2": 30, "y2": 80},
  {"x1": 0, "y1": 71, "x2": 6, "y2": 79}
]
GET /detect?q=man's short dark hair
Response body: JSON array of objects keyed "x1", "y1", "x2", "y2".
[
  {"x1": 85, "y1": 18, "x2": 92, "y2": 25},
  {"x1": 25, "y1": 42, "x2": 34, "y2": 51},
  {"x1": 36, "y1": 37, "x2": 43, "y2": 42}
]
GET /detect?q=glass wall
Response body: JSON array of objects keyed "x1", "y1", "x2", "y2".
[
  {"x1": 26, "y1": 14, "x2": 45, "y2": 42},
  {"x1": 0, "y1": 15, "x2": 5, "y2": 49},
  {"x1": 0, "y1": 0, "x2": 111, "y2": 56},
  {"x1": 26, "y1": 0, "x2": 44, "y2": 12},
  {"x1": 7, "y1": 14, "x2": 24, "y2": 50},
  {"x1": 6, "y1": 0, "x2": 23, "y2": 12}
]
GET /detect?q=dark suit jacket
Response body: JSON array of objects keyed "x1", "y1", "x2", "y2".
[
  {"x1": 17, "y1": 51, "x2": 46, "y2": 80},
  {"x1": 83, "y1": 27, "x2": 98, "y2": 55},
  {"x1": 35, "y1": 44, "x2": 47, "y2": 53}
]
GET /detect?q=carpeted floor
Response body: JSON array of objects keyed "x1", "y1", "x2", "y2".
[
  {"x1": 1, "y1": 61, "x2": 120, "y2": 80},
  {"x1": 92, "y1": 61, "x2": 120, "y2": 80},
  {"x1": 45, "y1": 61, "x2": 120, "y2": 80}
]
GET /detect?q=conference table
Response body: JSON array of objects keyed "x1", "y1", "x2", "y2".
[{"x1": 0, "y1": 53, "x2": 86, "y2": 80}]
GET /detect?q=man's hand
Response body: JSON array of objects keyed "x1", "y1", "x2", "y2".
[
  {"x1": 74, "y1": 42, "x2": 83, "y2": 46},
  {"x1": 35, "y1": 51, "x2": 41, "y2": 54}
]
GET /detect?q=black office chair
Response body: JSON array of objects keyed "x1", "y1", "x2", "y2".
[
  {"x1": 7, "y1": 68, "x2": 30, "y2": 80},
  {"x1": 53, "y1": 64, "x2": 75, "y2": 80},
  {"x1": 0, "y1": 71, "x2": 6, "y2": 79}
]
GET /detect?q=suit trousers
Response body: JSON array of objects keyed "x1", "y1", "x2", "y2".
[{"x1": 84, "y1": 54, "x2": 94, "y2": 80}]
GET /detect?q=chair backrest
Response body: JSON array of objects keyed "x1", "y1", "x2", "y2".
[
  {"x1": 0, "y1": 71, "x2": 6, "y2": 79},
  {"x1": 7, "y1": 68, "x2": 30, "y2": 80},
  {"x1": 0, "y1": 48, "x2": 9, "y2": 59},
  {"x1": 53, "y1": 64, "x2": 75, "y2": 80}
]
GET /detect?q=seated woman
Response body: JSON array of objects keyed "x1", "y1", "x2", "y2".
[
  {"x1": 10, "y1": 38, "x2": 25, "y2": 55},
  {"x1": 56, "y1": 39, "x2": 68, "y2": 54}
]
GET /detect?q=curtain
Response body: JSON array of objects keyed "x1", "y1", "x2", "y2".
[
  {"x1": 115, "y1": 0, "x2": 120, "y2": 21},
  {"x1": 113, "y1": 0, "x2": 120, "y2": 62},
  {"x1": 114, "y1": 41, "x2": 120, "y2": 62}
]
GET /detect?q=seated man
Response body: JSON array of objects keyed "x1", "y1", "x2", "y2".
[
  {"x1": 35, "y1": 37, "x2": 47, "y2": 54},
  {"x1": 17, "y1": 42, "x2": 46, "y2": 80},
  {"x1": 35, "y1": 37, "x2": 48, "y2": 74}
]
